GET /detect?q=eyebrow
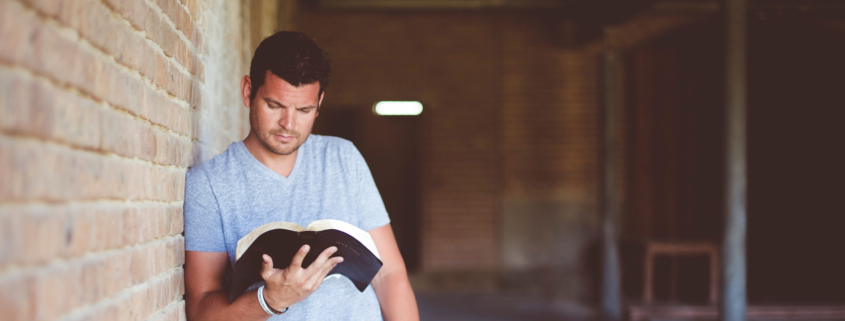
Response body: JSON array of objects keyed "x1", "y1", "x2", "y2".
[{"x1": 264, "y1": 97, "x2": 318, "y2": 109}]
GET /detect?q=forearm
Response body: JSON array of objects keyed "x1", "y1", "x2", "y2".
[
  {"x1": 187, "y1": 290, "x2": 272, "y2": 321},
  {"x1": 372, "y1": 269, "x2": 419, "y2": 321}
]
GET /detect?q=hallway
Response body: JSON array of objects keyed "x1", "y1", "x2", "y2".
[{"x1": 417, "y1": 292, "x2": 593, "y2": 321}]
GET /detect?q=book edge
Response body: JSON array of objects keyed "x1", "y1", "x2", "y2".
[
  {"x1": 305, "y1": 219, "x2": 381, "y2": 260},
  {"x1": 235, "y1": 221, "x2": 304, "y2": 261}
]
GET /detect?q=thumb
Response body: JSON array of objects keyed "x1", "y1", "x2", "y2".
[{"x1": 260, "y1": 254, "x2": 277, "y2": 280}]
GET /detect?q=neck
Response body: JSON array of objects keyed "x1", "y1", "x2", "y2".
[{"x1": 243, "y1": 132, "x2": 297, "y2": 177}]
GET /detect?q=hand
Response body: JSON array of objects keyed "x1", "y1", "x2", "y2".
[{"x1": 260, "y1": 245, "x2": 344, "y2": 310}]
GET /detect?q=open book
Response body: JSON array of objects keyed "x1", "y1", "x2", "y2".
[{"x1": 230, "y1": 219, "x2": 383, "y2": 299}]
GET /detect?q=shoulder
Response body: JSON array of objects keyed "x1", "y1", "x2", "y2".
[
  {"x1": 305, "y1": 135, "x2": 366, "y2": 176},
  {"x1": 306, "y1": 134, "x2": 362, "y2": 160}
]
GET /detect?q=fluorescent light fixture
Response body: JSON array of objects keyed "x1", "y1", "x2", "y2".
[{"x1": 373, "y1": 101, "x2": 423, "y2": 116}]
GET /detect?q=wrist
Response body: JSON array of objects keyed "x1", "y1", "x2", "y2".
[
  {"x1": 261, "y1": 286, "x2": 289, "y2": 312},
  {"x1": 258, "y1": 285, "x2": 289, "y2": 315}
]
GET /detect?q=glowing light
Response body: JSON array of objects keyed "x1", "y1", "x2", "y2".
[{"x1": 373, "y1": 101, "x2": 423, "y2": 116}]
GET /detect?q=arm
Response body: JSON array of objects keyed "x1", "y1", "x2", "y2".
[
  {"x1": 185, "y1": 251, "x2": 271, "y2": 321},
  {"x1": 185, "y1": 246, "x2": 342, "y2": 321},
  {"x1": 370, "y1": 224, "x2": 420, "y2": 321}
]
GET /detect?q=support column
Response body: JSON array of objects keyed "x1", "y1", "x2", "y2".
[
  {"x1": 722, "y1": 0, "x2": 747, "y2": 320},
  {"x1": 601, "y1": 48, "x2": 623, "y2": 321}
]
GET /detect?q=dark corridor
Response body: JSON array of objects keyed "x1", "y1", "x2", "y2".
[
  {"x1": 747, "y1": 17, "x2": 845, "y2": 304},
  {"x1": 622, "y1": 17, "x2": 845, "y2": 305}
]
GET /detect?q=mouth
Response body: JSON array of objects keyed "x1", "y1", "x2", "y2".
[{"x1": 274, "y1": 134, "x2": 294, "y2": 142}]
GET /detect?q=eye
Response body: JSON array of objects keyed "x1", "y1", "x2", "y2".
[{"x1": 299, "y1": 108, "x2": 312, "y2": 114}]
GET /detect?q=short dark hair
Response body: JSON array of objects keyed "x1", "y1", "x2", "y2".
[{"x1": 249, "y1": 31, "x2": 332, "y2": 100}]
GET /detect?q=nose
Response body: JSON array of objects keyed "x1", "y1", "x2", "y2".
[{"x1": 279, "y1": 107, "x2": 295, "y2": 130}]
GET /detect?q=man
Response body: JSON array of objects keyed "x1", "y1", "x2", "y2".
[{"x1": 183, "y1": 31, "x2": 419, "y2": 320}]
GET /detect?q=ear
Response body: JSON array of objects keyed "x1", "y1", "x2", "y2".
[{"x1": 240, "y1": 75, "x2": 252, "y2": 108}]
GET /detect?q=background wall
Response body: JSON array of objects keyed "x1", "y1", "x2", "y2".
[
  {"x1": 299, "y1": 8, "x2": 603, "y2": 301},
  {"x1": 0, "y1": 0, "x2": 252, "y2": 319}
]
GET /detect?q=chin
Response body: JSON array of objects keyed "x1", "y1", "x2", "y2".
[{"x1": 270, "y1": 145, "x2": 297, "y2": 156}]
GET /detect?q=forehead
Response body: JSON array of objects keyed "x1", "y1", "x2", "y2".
[{"x1": 259, "y1": 72, "x2": 321, "y2": 106}]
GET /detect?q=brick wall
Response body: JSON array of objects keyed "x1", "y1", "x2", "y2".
[
  {"x1": 0, "y1": 0, "x2": 251, "y2": 319},
  {"x1": 499, "y1": 13, "x2": 602, "y2": 300}
]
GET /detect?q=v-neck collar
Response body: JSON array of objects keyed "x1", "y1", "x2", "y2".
[{"x1": 235, "y1": 140, "x2": 304, "y2": 183}]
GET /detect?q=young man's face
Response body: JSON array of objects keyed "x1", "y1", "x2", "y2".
[{"x1": 243, "y1": 71, "x2": 323, "y2": 156}]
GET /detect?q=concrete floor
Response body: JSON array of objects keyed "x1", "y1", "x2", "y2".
[{"x1": 416, "y1": 291, "x2": 595, "y2": 321}]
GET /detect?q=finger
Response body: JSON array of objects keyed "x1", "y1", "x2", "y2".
[
  {"x1": 260, "y1": 254, "x2": 278, "y2": 280},
  {"x1": 289, "y1": 244, "x2": 310, "y2": 270},
  {"x1": 307, "y1": 256, "x2": 343, "y2": 288},
  {"x1": 305, "y1": 246, "x2": 337, "y2": 274}
]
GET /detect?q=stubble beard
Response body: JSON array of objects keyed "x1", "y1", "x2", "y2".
[
  {"x1": 249, "y1": 110, "x2": 308, "y2": 156},
  {"x1": 253, "y1": 127, "x2": 307, "y2": 156}
]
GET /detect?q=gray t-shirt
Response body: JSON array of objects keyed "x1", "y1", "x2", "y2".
[{"x1": 184, "y1": 135, "x2": 390, "y2": 320}]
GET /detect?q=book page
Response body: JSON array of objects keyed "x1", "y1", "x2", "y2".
[
  {"x1": 235, "y1": 222, "x2": 304, "y2": 261},
  {"x1": 305, "y1": 219, "x2": 381, "y2": 260}
]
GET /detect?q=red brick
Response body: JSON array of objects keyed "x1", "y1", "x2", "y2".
[
  {"x1": 194, "y1": 52, "x2": 205, "y2": 83},
  {"x1": 101, "y1": 0, "x2": 148, "y2": 31},
  {"x1": 154, "y1": 54, "x2": 170, "y2": 92},
  {"x1": 146, "y1": 6, "x2": 163, "y2": 45},
  {"x1": 156, "y1": 17, "x2": 177, "y2": 60},
  {"x1": 108, "y1": 251, "x2": 133, "y2": 295},
  {"x1": 75, "y1": 0, "x2": 115, "y2": 51},
  {"x1": 0, "y1": 71, "x2": 30, "y2": 133},
  {"x1": 89, "y1": 303, "x2": 120, "y2": 321},
  {"x1": 79, "y1": 259, "x2": 106, "y2": 306},
  {"x1": 138, "y1": 41, "x2": 158, "y2": 81},
  {"x1": 0, "y1": 0, "x2": 243, "y2": 318},
  {"x1": 0, "y1": 275, "x2": 34, "y2": 321},
  {"x1": 0, "y1": 213, "x2": 22, "y2": 268},
  {"x1": 155, "y1": 0, "x2": 196, "y2": 45},
  {"x1": 20, "y1": 0, "x2": 62, "y2": 18},
  {"x1": 175, "y1": 3, "x2": 194, "y2": 40},
  {"x1": 0, "y1": 69, "x2": 191, "y2": 166},
  {"x1": 168, "y1": 207, "x2": 184, "y2": 235},
  {"x1": 0, "y1": 2, "x2": 38, "y2": 64},
  {"x1": 181, "y1": 0, "x2": 201, "y2": 26},
  {"x1": 175, "y1": 36, "x2": 192, "y2": 73},
  {"x1": 0, "y1": 137, "x2": 186, "y2": 202},
  {"x1": 191, "y1": 27, "x2": 204, "y2": 55},
  {"x1": 167, "y1": 60, "x2": 181, "y2": 97},
  {"x1": 19, "y1": 209, "x2": 67, "y2": 266},
  {"x1": 129, "y1": 246, "x2": 151, "y2": 284},
  {"x1": 137, "y1": 2, "x2": 199, "y2": 77},
  {"x1": 147, "y1": 300, "x2": 186, "y2": 321},
  {"x1": 32, "y1": 265, "x2": 81, "y2": 320},
  {"x1": 6, "y1": 239, "x2": 185, "y2": 321}
]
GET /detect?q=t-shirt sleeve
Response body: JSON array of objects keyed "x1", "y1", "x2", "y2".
[
  {"x1": 183, "y1": 168, "x2": 227, "y2": 252},
  {"x1": 347, "y1": 143, "x2": 391, "y2": 232}
]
